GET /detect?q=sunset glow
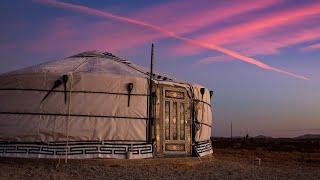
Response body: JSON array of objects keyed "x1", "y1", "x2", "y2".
[
  {"x1": 0, "y1": 0, "x2": 319, "y2": 137},
  {"x1": 34, "y1": 0, "x2": 309, "y2": 80}
]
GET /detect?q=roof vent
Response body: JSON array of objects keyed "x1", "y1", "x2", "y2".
[
  {"x1": 102, "y1": 52, "x2": 131, "y2": 64},
  {"x1": 71, "y1": 51, "x2": 132, "y2": 64},
  {"x1": 102, "y1": 52, "x2": 117, "y2": 58},
  {"x1": 71, "y1": 51, "x2": 104, "y2": 58}
]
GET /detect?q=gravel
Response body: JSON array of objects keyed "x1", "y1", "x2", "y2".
[{"x1": 0, "y1": 149, "x2": 319, "y2": 180}]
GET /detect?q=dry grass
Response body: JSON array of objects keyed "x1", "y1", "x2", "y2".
[{"x1": 0, "y1": 149, "x2": 319, "y2": 180}]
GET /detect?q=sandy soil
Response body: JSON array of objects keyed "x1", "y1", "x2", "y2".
[{"x1": 0, "y1": 149, "x2": 319, "y2": 180}]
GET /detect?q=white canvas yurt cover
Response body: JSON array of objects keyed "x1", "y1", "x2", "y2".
[{"x1": 0, "y1": 51, "x2": 213, "y2": 159}]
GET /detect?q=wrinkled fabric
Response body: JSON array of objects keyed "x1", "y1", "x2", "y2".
[
  {"x1": 0, "y1": 51, "x2": 213, "y2": 145},
  {"x1": 0, "y1": 53, "x2": 150, "y2": 142},
  {"x1": 192, "y1": 84, "x2": 213, "y2": 142}
]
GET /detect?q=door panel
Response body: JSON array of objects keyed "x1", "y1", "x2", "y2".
[
  {"x1": 162, "y1": 87, "x2": 191, "y2": 155},
  {"x1": 180, "y1": 103, "x2": 185, "y2": 140},
  {"x1": 164, "y1": 101, "x2": 170, "y2": 140}
]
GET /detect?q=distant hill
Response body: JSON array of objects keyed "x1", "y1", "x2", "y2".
[
  {"x1": 253, "y1": 135, "x2": 273, "y2": 139},
  {"x1": 212, "y1": 135, "x2": 273, "y2": 139},
  {"x1": 295, "y1": 134, "x2": 320, "y2": 139}
]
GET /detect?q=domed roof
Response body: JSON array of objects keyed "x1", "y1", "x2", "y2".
[{"x1": 3, "y1": 51, "x2": 178, "y2": 82}]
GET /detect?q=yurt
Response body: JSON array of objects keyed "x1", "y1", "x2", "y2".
[{"x1": 0, "y1": 50, "x2": 213, "y2": 159}]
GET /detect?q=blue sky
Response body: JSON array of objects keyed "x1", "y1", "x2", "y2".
[{"x1": 1, "y1": 0, "x2": 319, "y2": 137}]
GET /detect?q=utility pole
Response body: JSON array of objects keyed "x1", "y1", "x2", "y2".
[{"x1": 230, "y1": 121, "x2": 233, "y2": 140}]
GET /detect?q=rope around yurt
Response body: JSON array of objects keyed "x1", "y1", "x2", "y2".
[
  {"x1": 65, "y1": 73, "x2": 73, "y2": 163},
  {"x1": 64, "y1": 57, "x2": 90, "y2": 163}
]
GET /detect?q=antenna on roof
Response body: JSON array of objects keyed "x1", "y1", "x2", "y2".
[{"x1": 147, "y1": 43, "x2": 154, "y2": 141}]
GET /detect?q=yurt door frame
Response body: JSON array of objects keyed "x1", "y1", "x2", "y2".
[{"x1": 156, "y1": 86, "x2": 191, "y2": 156}]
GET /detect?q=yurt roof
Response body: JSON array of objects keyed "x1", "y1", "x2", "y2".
[{"x1": 2, "y1": 51, "x2": 183, "y2": 83}]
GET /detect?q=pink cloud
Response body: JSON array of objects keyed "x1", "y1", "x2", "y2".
[
  {"x1": 128, "y1": 0, "x2": 283, "y2": 57},
  {"x1": 171, "y1": 2, "x2": 320, "y2": 56},
  {"x1": 301, "y1": 43, "x2": 320, "y2": 52},
  {"x1": 176, "y1": 36, "x2": 309, "y2": 80},
  {"x1": 197, "y1": 55, "x2": 234, "y2": 65},
  {"x1": 198, "y1": 2, "x2": 320, "y2": 45},
  {"x1": 33, "y1": 0, "x2": 309, "y2": 80},
  {"x1": 132, "y1": 0, "x2": 283, "y2": 58},
  {"x1": 27, "y1": 17, "x2": 162, "y2": 55},
  {"x1": 172, "y1": 25, "x2": 320, "y2": 58},
  {"x1": 31, "y1": 0, "x2": 280, "y2": 52},
  {"x1": 134, "y1": 0, "x2": 282, "y2": 35},
  {"x1": 237, "y1": 27, "x2": 320, "y2": 55}
]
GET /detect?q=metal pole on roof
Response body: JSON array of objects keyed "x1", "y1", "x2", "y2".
[{"x1": 148, "y1": 43, "x2": 154, "y2": 141}]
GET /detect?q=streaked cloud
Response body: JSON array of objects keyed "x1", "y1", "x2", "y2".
[
  {"x1": 32, "y1": 0, "x2": 309, "y2": 80},
  {"x1": 234, "y1": 26, "x2": 320, "y2": 55},
  {"x1": 172, "y1": 2, "x2": 320, "y2": 57},
  {"x1": 137, "y1": 0, "x2": 282, "y2": 35},
  {"x1": 301, "y1": 43, "x2": 320, "y2": 52},
  {"x1": 197, "y1": 55, "x2": 233, "y2": 65},
  {"x1": 198, "y1": 2, "x2": 320, "y2": 45},
  {"x1": 27, "y1": 17, "x2": 163, "y2": 55}
]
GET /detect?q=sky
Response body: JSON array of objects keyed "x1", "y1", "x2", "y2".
[{"x1": 0, "y1": 0, "x2": 319, "y2": 137}]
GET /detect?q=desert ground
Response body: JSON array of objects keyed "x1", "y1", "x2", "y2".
[{"x1": 0, "y1": 149, "x2": 319, "y2": 180}]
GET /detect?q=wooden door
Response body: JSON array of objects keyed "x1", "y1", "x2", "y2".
[{"x1": 161, "y1": 87, "x2": 191, "y2": 155}]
